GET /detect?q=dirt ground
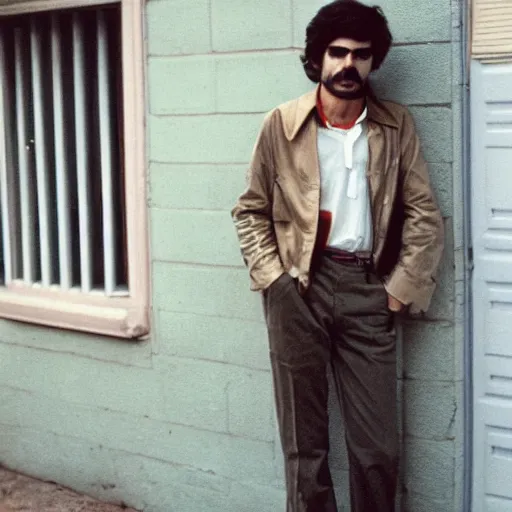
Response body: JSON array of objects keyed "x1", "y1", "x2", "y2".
[{"x1": 0, "y1": 467, "x2": 139, "y2": 512}]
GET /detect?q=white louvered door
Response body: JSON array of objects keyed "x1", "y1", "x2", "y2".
[{"x1": 471, "y1": 60, "x2": 512, "y2": 511}]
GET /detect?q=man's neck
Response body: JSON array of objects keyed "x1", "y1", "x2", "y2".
[{"x1": 319, "y1": 85, "x2": 365, "y2": 127}]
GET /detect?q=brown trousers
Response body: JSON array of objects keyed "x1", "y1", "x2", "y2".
[{"x1": 264, "y1": 256, "x2": 398, "y2": 512}]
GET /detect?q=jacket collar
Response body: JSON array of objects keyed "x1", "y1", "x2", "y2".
[{"x1": 281, "y1": 85, "x2": 399, "y2": 141}]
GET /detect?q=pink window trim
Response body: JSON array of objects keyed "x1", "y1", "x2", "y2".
[
  {"x1": 0, "y1": 0, "x2": 150, "y2": 339},
  {"x1": 0, "y1": 0, "x2": 120, "y2": 16}
]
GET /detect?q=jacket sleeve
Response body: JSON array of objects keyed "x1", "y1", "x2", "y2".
[
  {"x1": 383, "y1": 109, "x2": 444, "y2": 314},
  {"x1": 231, "y1": 112, "x2": 285, "y2": 291}
]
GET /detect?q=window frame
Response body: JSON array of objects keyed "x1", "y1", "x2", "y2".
[{"x1": 0, "y1": 0, "x2": 150, "y2": 339}]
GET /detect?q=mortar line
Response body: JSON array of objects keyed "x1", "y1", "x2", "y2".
[{"x1": 147, "y1": 40, "x2": 452, "y2": 59}]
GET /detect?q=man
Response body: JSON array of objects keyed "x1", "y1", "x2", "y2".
[{"x1": 232, "y1": 1, "x2": 444, "y2": 511}]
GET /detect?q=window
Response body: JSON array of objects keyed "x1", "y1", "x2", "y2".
[{"x1": 0, "y1": 0, "x2": 149, "y2": 338}]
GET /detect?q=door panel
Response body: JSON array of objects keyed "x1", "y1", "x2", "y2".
[{"x1": 471, "y1": 61, "x2": 512, "y2": 511}]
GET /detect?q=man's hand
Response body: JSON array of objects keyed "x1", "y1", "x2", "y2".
[{"x1": 387, "y1": 294, "x2": 405, "y2": 312}]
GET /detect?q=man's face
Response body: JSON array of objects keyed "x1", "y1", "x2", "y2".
[{"x1": 320, "y1": 38, "x2": 373, "y2": 100}]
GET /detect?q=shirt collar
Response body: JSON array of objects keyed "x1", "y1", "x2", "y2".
[
  {"x1": 281, "y1": 85, "x2": 399, "y2": 141},
  {"x1": 316, "y1": 91, "x2": 367, "y2": 130}
]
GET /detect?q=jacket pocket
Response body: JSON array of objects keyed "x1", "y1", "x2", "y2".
[
  {"x1": 272, "y1": 178, "x2": 292, "y2": 222},
  {"x1": 271, "y1": 178, "x2": 296, "y2": 272}
]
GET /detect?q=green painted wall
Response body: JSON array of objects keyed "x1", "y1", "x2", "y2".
[{"x1": 0, "y1": 0, "x2": 465, "y2": 510}]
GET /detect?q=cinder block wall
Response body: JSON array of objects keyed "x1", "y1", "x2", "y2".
[{"x1": 0, "y1": 0, "x2": 464, "y2": 511}]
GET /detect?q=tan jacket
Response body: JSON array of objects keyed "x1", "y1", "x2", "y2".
[{"x1": 232, "y1": 88, "x2": 444, "y2": 314}]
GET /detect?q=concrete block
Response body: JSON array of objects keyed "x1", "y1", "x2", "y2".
[
  {"x1": 153, "y1": 356, "x2": 233, "y2": 432},
  {"x1": 149, "y1": 163, "x2": 246, "y2": 211},
  {"x1": 451, "y1": 135, "x2": 464, "y2": 251},
  {"x1": 0, "y1": 426, "x2": 124, "y2": 506},
  {"x1": 453, "y1": 298, "x2": 465, "y2": 381},
  {"x1": 211, "y1": 0, "x2": 292, "y2": 51},
  {"x1": 450, "y1": 44, "x2": 464, "y2": 245},
  {"x1": 0, "y1": 424, "x2": 261, "y2": 512},
  {"x1": 273, "y1": 426, "x2": 286, "y2": 487},
  {"x1": 450, "y1": 0, "x2": 463, "y2": 43},
  {"x1": 0, "y1": 390, "x2": 276, "y2": 484},
  {"x1": 152, "y1": 262, "x2": 263, "y2": 322},
  {"x1": 227, "y1": 481, "x2": 286, "y2": 512},
  {"x1": 330, "y1": 468, "x2": 350, "y2": 511},
  {"x1": 150, "y1": 209, "x2": 242, "y2": 266},
  {"x1": 404, "y1": 380, "x2": 456, "y2": 440},
  {"x1": 146, "y1": 0, "x2": 210, "y2": 56},
  {"x1": 0, "y1": 386, "x2": 26, "y2": 428},
  {"x1": 404, "y1": 438, "x2": 454, "y2": 500},
  {"x1": 150, "y1": 113, "x2": 264, "y2": 164},
  {"x1": 153, "y1": 355, "x2": 273, "y2": 438},
  {"x1": 127, "y1": 477, "x2": 283, "y2": 512},
  {"x1": 0, "y1": 343, "x2": 162, "y2": 418},
  {"x1": 404, "y1": 492, "x2": 454, "y2": 512},
  {"x1": 129, "y1": 418, "x2": 276, "y2": 484},
  {"x1": 428, "y1": 163, "x2": 453, "y2": 218},
  {"x1": 215, "y1": 51, "x2": 311, "y2": 113},
  {"x1": 292, "y1": 0, "x2": 452, "y2": 48},
  {"x1": 452, "y1": 380, "x2": 465, "y2": 512},
  {"x1": 403, "y1": 321, "x2": 454, "y2": 381},
  {"x1": 124, "y1": 476, "x2": 285, "y2": 512},
  {"x1": 157, "y1": 311, "x2": 269, "y2": 370},
  {"x1": 327, "y1": 371, "x2": 349, "y2": 471},
  {"x1": 450, "y1": 37, "x2": 464, "y2": 247},
  {"x1": 0, "y1": 319, "x2": 152, "y2": 368},
  {"x1": 148, "y1": 56, "x2": 215, "y2": 115},
  {"x1": 378, "y1": 0, "x2": 452, "y2": 43},
  {"x1": 372, "y1": 44, "x2": 452, "y2": 106},
  {"x1": 409, "y1": 106, "x2": 453, "y2": 163},
  {"x1": 425, "y1": 218, "x2": 455, "y2": 321},
  {"x1": 133, "y1": 480, "x2": 226, "y2": 512},
  {"x1": 112, "y1": 451, "x2": 231, "y2": 508},
  {"x1": 226, "y1": 367, "x2": 274, "y2": 441}
]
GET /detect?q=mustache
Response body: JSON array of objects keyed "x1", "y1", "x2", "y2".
[{"x1": 331, "y1": 67, "x2": 363, "y2": 84}]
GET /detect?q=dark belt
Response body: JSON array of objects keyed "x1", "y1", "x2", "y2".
[{"x1": 324, "y1": 248, "x2": 372, "y2": 267}]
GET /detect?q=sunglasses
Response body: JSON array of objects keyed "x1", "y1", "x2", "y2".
[{"x1": 327, "y1": 46, "x2": 373, "y2": 61}]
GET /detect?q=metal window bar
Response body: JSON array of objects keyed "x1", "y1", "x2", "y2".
[
  {"x1": 14, "y1": 27, "x2": 37, "y2": 284},
  {"x1": 97, "y1": 10, "x2": 116, "y2": 296},
  {"x1": 0, "y1": 32, "x2": 20, "y2": 285},
  {"x1": 0, "y1": 6, "x2": 127, "y2": 296},
  {"x1": 30, "y1": 18, "x2": 54, "y2": 287},
  {"x1": 72, "y1": 12, "x2": 93, "y2": 292},
  {"x1": 52, "y1": 14, "x2": 72, "y2": 289}
]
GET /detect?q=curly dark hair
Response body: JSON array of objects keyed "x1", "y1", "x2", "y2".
[{"x1": 300, "y1": 0, "x2": 393, "y2": 83}]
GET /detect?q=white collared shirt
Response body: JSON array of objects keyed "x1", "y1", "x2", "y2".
[{"x1": 317, "y1": 107, "x2": 373, "y2": 252}]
